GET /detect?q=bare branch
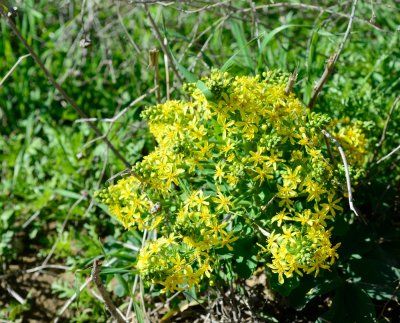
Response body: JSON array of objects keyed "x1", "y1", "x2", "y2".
[
  {"x1": 377, "y1": 95, "x2": 400, "y2": 148},
  {"x1": 0, "y1": 53, "x2": 31, "y2": 87},
  {"x1": 91, "y1": 260, "x2": 127, "y2": 323},
  {"x1": 144, "y1": 4, "x2": 185, "y2": 87},
  {"x1": 285, "y1": 67, "x2": 298, "y2": 95},
  {"x1": 75, "y1": 86, "x2": 159, "y2": 124},
  {"x1": 21, "y1": 210, "x2": 41, "y2": 229},
  {"x1": 5, "y1": 284, "x2": 26, "y2": 304},
  {"x1": 54, "y1": 277, "x2": 92, "y2": 322},
  {"x1": 54, "y1": 258, "x2": 118, "y2": 322},
  {"x1": 238, "y1": 2, "x2": 382, "y2": 31},
  {"x1": 322, "y1": 129, "x2": 360, "y2": 217},
  {"x1": 308, "y1": 0, "x2": 358, "y2": 110},
  {"x1": 117, "y1": 3, "x2": 141, "y2": 54},
  {"x1": 377, "y1": 144, "x2": 400, "y2": 164},
  {"x1": 149, "y1": 49, "x2": 161, "y2": 103},
  {"x1": 0, "y1": 8, "x2": 131, "y2": 169}
]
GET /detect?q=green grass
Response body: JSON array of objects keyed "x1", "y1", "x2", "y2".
[{"x1": 1, "y1": 0, "x2": 399, "y2": 321}]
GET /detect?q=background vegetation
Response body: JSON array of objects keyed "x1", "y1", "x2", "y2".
[{"x1": 0, "y1": 0, "x2": 399, "y2": 321}]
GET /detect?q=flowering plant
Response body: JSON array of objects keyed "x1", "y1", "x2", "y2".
[{"x1": 96, "y1": 70, "x2": 367, "y2": 292}]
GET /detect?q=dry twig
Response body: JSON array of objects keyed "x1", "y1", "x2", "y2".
[
  {"x1": 308, "y1": 0, "x2": 358, "y2": 110},
  {"x1": 144, "y1": 4, "x2": 185, "y2": 87},
  {"x1": 54, "y1": 258, "x2": 117, "y2": 322},
  {"x1": 91, "y1": 260, "x2": 127, "y2": 323},
  {"x1": 377, "y1": 144, "x2": 400, "y2": 164},
  {"x1": 322, "y1": 129, "x2": 360, "y2": 217},
  {"x1": 285, "y1": 68, "x2": 298, "y2": 95},
  {"x1": 0, "y1": 53, "x2": 31, "y2": 87},
  {"x1": 377, "y1": 95, "x2": 400, "y2": 148},
  {"x1": 0, "y1": 8, "x2": 131, "y2": 169},
  {"x1": 149, "y1": 49, "x2": 161, "y2": 103}
]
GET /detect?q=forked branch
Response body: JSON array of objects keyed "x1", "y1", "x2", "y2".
[{"x1": 308, "y1": 0, "x2": 358, "y2": 110}]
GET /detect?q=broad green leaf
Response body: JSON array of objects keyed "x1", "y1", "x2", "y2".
[{"x1": 319, "y1": 282, "x2": 375, "y2": 323}]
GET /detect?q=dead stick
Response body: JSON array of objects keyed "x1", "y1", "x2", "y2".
[
  {"x1": 322, "y1": 129, "x2": 359, "y2": 217},
  {"x1": 308, "y1": 0, "x2": 358, "y2": 110},
  {"x1": 149, "y1": 48, "x2": 161, "y2": 103},
  {"x1": 0, "y1": 8, "x2": 131, "y2": 169},
  {"x1": 144, "y1": 4, "x2": 185, "y2": 87},
  {"x1": 0, "y1": 53, "x2": 31, "y2": 86},
  {"x1": 377, "y1": 95, "x2": 400, "y2": 148},
  {"x1": 91, "y1": 260, "x2": 127, "y2": 323},
  {"x1": 377, "y1": 144, "x2": 400, "y2": 164},
  {"x1": 285, "y1": 67, "x2": 298, "y2": 95}
]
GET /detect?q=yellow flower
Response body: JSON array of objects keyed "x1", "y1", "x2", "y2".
[
  {"x1": 281, "y1": 165, "x2": 302, "y2": 188},
  {"x1": 321, "y1": 192, "x2": 343, "y2": 217},
  {"x1": 248, "y1": 147, "x2": 266, "y2": 167},
  {"x1": 214, "y1": 161, "x2": 226, "y2": 184},
  {"x1": 212, "y1": 189, "x2": 233, "y2": 213},
  {"x1": 271, "y1": 210, "x2": 291, "y2": 227},
  {"x1": 265, "y1": 150, "x2": 284, "y2": 171}
]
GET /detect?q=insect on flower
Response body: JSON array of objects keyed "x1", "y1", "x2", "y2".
[{"x1": 150, "y1": 202, "x2": 162, "y2": 214}]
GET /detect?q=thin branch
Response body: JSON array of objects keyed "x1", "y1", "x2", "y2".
[
  {"x1": 54, "y1": 277, "x2": 92, "y2": 322},
  {"x1": 25, "y1": 264, "x2": 71, "y2": 274},
  {"x1": 377, "y1": 144, "x2": 400, "y2": 164},
  {"x1": 0, "y1": 9, "x2": 131, "y2": 169},
  {"x1": 0, "y1": 264, "x2": 70, "y2": 279},
  {"x1": 21, "y1": 209, "x2": 41, "y2": 229},
  {"x1": 377, "y1": 95, "x2": 400, "y2": 147},
  {"x1": 285, "y1": 67, "x2": 298, "y2": 95},
  {"x1": 37, "y1": 193, "x2": 87, "y2": 275},
  {"x1": 75, "y1": 86, "x2": 158, "y2": 124},
  {"x1": 149, "y1": 49, "x2": 161, "y2": 103},
  {"x1": 150, "y1": 291, "x2": 181, "y2": 315},
  {"x1": 0, "y1": 53, "x2": 31, "y2": 87},
  {"x1": 117, "y1": 2, "x2": 141, "y2": 54},
  {"x1": 308, "y1": 0, "x2": 358, "y2": 110},
  {"x1": 164, "y1": 36, "x2": 171, "y2": 100},
  {"x1": 5, "y1": 284, "x2": 26, "y2": 305},
  {"x1": 144, "y1": 4, "x2": 185, "y2": 87},
  {"x1": 322, "y1": 129, "x2": 359, "y2": 217},
  {"x1": 54, "y1": 258, "x2": 117, "y2": 322},
  {"x1": 378, "y1": 281, "x2": 400, "y2": 320},
  {"x1": 237, "y1": 2, "x2": 382, "y2": 31},
  {"x1": 92, "y1": 260, "x2": 127, "y2": 323}
]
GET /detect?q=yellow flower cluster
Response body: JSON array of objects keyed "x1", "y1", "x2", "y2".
[{"x1": 96, "y1": 70, "x2": 368, "y2": 290}]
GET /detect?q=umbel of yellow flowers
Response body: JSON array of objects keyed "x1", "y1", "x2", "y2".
[{"x1": 96, "y1": 70, "x2": 367, "y2": 291}]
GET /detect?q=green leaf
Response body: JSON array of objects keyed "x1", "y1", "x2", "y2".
[
  {"x1": 115, "y1": 274, "x2": 129, "y2": 297},
  {"x1": 100, "y1": 267, "x2": 136, "y2": 275},
  {"x1": 133, "y1": 301, "x2": 145, "y2": 323},
  {"x1": 176, "y1": 62, "x2": 198, "y2": 83},
  {"x1": 229, "y1": 20, "x2": 254, "y2": 71},
  {"x1": 347, "y1": 258, "x2": 400, "y2": 301},
  {"x1": 196, "y1": 80, "x2": 215, "y2": 101},
  {"x1": 288, "y1": 271, "x2": 340, "y2": 309},
  {"x1": 320, "y1": 282, "x2": 375, "y2": 323},
  {"x1": 54, "y1": 189, "x2": 83, "y2": 200},
  {"x1": 269, "y1": 273, "x2": 300, "y2": 297},
  {"x1": 232, "y1": 237, "x2": 258, "y2": 278},
  {"x1": 167, "y1": 48, "x2": 197, "y2": 83},
  {"x1": 260, "y1": 24, "x2": 303, "y2": 54}
]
